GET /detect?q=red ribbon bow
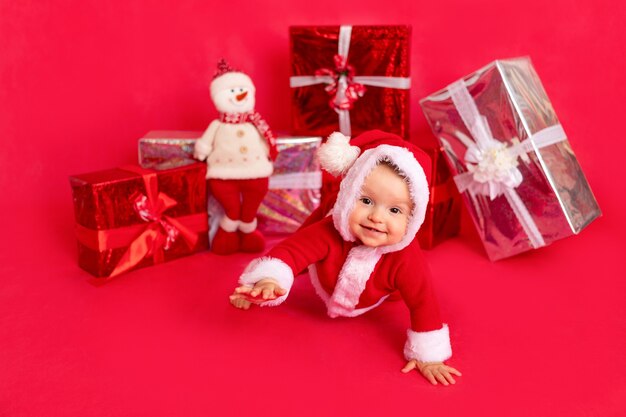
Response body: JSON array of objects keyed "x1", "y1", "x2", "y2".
[
  {"x1": 133, "y1": 193, "x2": 179, "y2": 250},
  {"x1": 108, "y1": 168, "x2": 200, "y2": 277},
  {"x1": 315, "y1": 54, "x2": 366, "y2": 111}
]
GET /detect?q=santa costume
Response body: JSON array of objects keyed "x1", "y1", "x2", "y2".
[{"x1": 238, "y1": 130, "x2": 452, "y2": 363}]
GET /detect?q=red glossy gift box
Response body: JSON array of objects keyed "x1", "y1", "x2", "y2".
[
  {"x1": 290, "y1": 25, "x2": 411, "y2": 139},
  {"x1": 69, "y1": 163, "x2": 209, "y2": 278}
]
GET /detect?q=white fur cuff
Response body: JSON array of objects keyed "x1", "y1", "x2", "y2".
[
  {"x1": 220, "y1": 215, "x2": 240, "y2": 232},
  {"x1": 238, "y1": 218, "x2": 257, "y2": 233},
  {"x1": 239, "y1": 257, "x2": 294, "y2": 306},
  {"x1": 403, "y1": 325, "x2": 452, "y2": 363}
]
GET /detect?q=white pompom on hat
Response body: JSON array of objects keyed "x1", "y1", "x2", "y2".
[
  {"x1": 316, "y1": 132, "x2": 361, "y2": 177},
  {"x1": 317, "y1": 130, "x2": 432, "y2": 253}
]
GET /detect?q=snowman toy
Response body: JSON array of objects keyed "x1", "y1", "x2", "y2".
[{"x1": 194, "y1": 59, "x2": 277, "y2": 255}]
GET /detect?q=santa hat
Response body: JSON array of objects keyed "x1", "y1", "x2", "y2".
[
  {"x1": 318, "y1": 130, "x2": 432, "y2": 253},
  {"x1": 210, "y1": 58, "x2": 254, "y2": 99}
]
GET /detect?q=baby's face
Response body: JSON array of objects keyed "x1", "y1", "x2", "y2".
[{"x1": 348, "y1": 163, "x2": 412, "y2": 248}]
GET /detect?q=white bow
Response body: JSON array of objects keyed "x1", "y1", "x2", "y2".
[{"x1": 448, "y1": 80, "x2": 567, "y2": 249}]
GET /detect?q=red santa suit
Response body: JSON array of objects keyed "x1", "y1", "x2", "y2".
[{"x1": 239, "y1": 130, "x2": 452, "y2": 363}]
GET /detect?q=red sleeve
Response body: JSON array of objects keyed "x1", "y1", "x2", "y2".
[
  {"x1": 267, "y1": 217, "x2": 338, "y2": 276},
  {"x1": 392, "y1": 244, "x2": 444, "y2": 333}
]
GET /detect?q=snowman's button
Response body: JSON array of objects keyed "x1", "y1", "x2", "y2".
[
  {"x1": 236, "y1": 130, "x2": 245, "y2": 138},
  {"x1": 239, "y1": 146, "x2": 248, "y2": 154}
]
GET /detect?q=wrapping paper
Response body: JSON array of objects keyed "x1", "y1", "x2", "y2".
[
  {"x1": 138, "y1": 131, "x2": 203, "y2": 170},
  {"x1": 420, "y1": 57, "x2": 601, "y2": 260},
  {"x1": 415, "y1": 140, "x2": 462, "y2": 249},
  {"x1": 290, "y1": 25, "x2": 411, "y2": 139},
  {"x1": 69, "y1": 163, "x2": 209, "y2": 278},
  {"x1": 257, "y1": 136, "x2": 322, "y2": 234}
]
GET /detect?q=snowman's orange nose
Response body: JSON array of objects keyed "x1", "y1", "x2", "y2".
[{"x1": 236, "y1": 91, "x2": 248, "y2": 101}]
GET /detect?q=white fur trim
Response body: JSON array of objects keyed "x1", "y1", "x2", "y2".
[
  {"x1": 239, "y1": 257, "x2": 294, "y2": 306},
  {"x1": 327, "y1": 245, "x2": 381, "y2": 317},
  {"x1": 307, "y1": 265, "x2": 331, "y2": 303},
  {"x1": 219, "y1": 215, "x2": 240, "y2": 232},
  {"x1": 403, "y1": 325, "x2": 452, "y2": 363},
  {"x1": 333, "y1": 145, "x2": 430, "y2": 254},
  {"x1": 238, "y1": 218, "x2": 257, "y2": 233},
  {"x1": 317, "y1": 132, "x2": 360, "y2": 177},
  {"x1": 309, "y1": 264, "x2": 389, "y2": 317}
]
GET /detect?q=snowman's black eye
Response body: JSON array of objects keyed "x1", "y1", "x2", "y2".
[{"x1": 230, "y1": 89, "x2": 235, "y2": 93}]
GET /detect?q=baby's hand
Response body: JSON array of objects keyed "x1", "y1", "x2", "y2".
[
  {"x1": 229, "y1": 278, "x2": 287, "y2": 310},
  {"x1": 401, "y1": 360, "x2": 462, "y2": 386}
]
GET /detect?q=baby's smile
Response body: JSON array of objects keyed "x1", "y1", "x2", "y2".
[{"x1": 361, "y1": 224, "x2": 386, "y2": 234}]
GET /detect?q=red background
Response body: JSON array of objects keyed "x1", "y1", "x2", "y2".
[{"x1": 1, "y1": 1, "x2": 625, "y2": 416}]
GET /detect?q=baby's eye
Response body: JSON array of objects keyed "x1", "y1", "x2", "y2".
[
  {"x1": 360, "y1": 197, "x2": 372, "y2": 205},
  {"x1": 390, "y1": 207, "x2": 401, "y2": 214}
]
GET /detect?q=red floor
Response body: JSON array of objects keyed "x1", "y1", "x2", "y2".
[
  {"x1": 1, "y1": 202, "x2": 624, "y2": 417},
  {"x1": 2, "y1": 1, "x2": 625, "y2": 415}
]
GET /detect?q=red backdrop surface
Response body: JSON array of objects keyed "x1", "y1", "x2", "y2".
[{"x1": 1, "y1": 1, "x2": 625, "y2": 416}]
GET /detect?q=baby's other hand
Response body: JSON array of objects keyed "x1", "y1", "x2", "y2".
[{"x1": 401, "y1": 360, "x2": 462, "y2": 386}]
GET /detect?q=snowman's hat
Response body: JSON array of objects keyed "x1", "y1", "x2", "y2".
[{"x1": 213, "y1": 58, "x2": 239, "y2": 79}]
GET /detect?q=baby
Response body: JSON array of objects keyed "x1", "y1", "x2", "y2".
[{"x1": 229, "y1": 130, "x2": 461, "y2": 386}]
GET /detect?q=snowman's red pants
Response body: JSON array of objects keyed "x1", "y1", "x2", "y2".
[{"x1": 208, "y1": 178, "x2": 269, "y2": 224}]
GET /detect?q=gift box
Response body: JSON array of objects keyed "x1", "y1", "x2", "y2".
[
  {"x1": 138, "y1": 131, "x2": 203, "y2": 170},
  {"x1": 257, "y1": 135, "x2": 322, "y2": 234},
  {"x1": 69, "y1": 163, "x2": 209, "y2": 278},
  {"x1": 414, "y1": 137, "x2": 462, "y2": 249},
  {"x1": 420, "y1": 57, "x2": 601, "y2": 261},
  {"x1": 290, "y1": 25, "x2": 411, "y2": 139}
]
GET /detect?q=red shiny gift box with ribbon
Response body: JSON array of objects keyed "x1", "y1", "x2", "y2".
[
  {"x1": 415, "y1": 138, "x2": 463, "y2": 249},
  {"x1": 69, "y1": 163, "x2": 209, "y2": 278},
  {"x1": 290, "y1": 25, "x2": 411, "y2": 139},
  {"x1": 421, "y1": 57, "x2": 601, "y2": 260}
]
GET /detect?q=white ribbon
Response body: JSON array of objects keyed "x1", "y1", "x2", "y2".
[
  {"x1": 448, "y1": 80, "x2": 567, "y2": 249},
  {"x1": 289, "y1": 25, "x2": 411, "y2": 137}
]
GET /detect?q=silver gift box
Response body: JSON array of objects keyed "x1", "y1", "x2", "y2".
[
  {"x1": 257, "y1": 136, "x2": 322, "y2": 234},
  {"x1": 138, "y1": 131, "x2": 202, "y2": 170},
  {"x1": 420, "y1": 57, "x2": 601, "y2": 261}
]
